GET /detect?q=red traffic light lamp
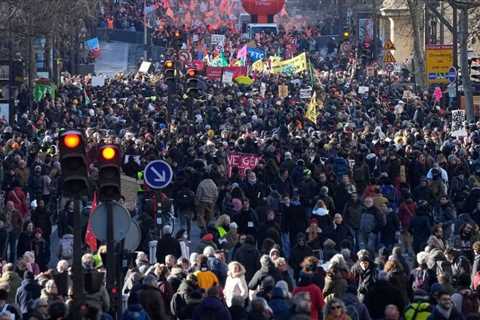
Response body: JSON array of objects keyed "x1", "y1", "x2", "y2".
[
  {"x1": 59, "y1": 130, "x2": 89, "y2": 196},
  {"x1": 98, "y1": 144, "x2": 121, "y2": 201}
]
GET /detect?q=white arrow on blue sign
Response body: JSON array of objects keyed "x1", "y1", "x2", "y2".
[{"x1": 144, "y1": 160, "x2": 173, "y2": 189}]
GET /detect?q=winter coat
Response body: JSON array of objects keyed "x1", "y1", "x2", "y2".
[
  {"x1": 195, "y1": 179, "x2": 219, "y2": 204},
  {"x1": 427, "y1": 305, "x2": 464, "y2": 320},
  {"x1": 248, "y1": 265, "x2": 282, "y2": 291},
  {"x1": 192, "y1": 296, "x2": 232, "y2": 320},
  {"x1": 364, "y1": 280, "x2": 406, "y2": 319},
  {"x1": 290, "y1": 244, "x2": 313, "y2": 277},
  {"x1": 343, "y1": 200, "x2": 363, "y2": 230},
  {"x1": 0, "y1": 270, "x2": 22, "y2": 304},
  {"x1": 410, "y1": 214, "x2": 432, "y2": 253},
  {"x1": 293, "y1": 283, "x2": 325, "y2": 320},
  {"x1": 137, "y1": 284, "x2": 169, "y2": 320},
  {"x1": 268, "y1": 288, "x2": 292, "y2": 320},
  {"x1": 156, "y1": 234, "x2": 182, "y2": 263},
  {"x1": 224, "y1": 267, "x2": 248, "y2": 307},
  {"x1": 233, "y1": 243, "x2": 260, "y2": 282},
  {"x1": 122, "y1": 304, "x2": 151, "y2": 320},
  {"x1": 17, "y1": 230, "x2": 34, "y2": 258},
  {"x1": 16, "y1": 278, "x2": 41, "y2": 315}
]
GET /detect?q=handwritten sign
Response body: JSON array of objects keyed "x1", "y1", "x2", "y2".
[{"x1": 227, "y1": 153, "x2": 262, "y2": 177}]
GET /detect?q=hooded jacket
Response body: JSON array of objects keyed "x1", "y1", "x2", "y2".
[
  {"x1": 224, "y1": 264, "x2": 248, "y2": 307},
  {"x1": 192, "y1": 296, "x2": 232, "y2": 320}
]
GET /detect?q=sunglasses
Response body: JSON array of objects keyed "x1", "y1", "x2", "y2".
[{"x1": 331, "y1": 305, "x2": 342, "y2": 310}]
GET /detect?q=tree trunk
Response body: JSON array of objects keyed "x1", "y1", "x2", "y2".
[
  {"x1": 460, "y1": 7, "x2": 475, "y2": 122},
  {"x1": 407, "y1": 0, "x2": 427, "y2": 91}
]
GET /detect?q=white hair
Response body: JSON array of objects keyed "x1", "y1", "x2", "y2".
[{"x1": 203, "y1": 246, "x2": 215, "y2": 257}]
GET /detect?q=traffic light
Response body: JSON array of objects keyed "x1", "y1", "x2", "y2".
[
  {"x1": 164, "y1": 60, "x2": 175, "y2": 80},
  {"x1": 470, "y1": 57, "x2": 480, "y2": 83},
  {"x1": 186, "y1": 68, "x2": 200, "y2": 98},
  {"x1": 343, "y1": 29, "x2": 351, "y2": 41},
  {"x1": 59, "y1": 130, "x2": 89, "y2": 196},
  {"x1": 97, "y1": 144, "x2": 121, "y2": 201}
]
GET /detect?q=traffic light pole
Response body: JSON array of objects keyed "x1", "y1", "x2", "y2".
[
  {"x1": 106, "y1": 200, "x2": 118, "y2": 319},
  {"x1": 72, "y1": 197, "x2": 84, "y2": 320}
]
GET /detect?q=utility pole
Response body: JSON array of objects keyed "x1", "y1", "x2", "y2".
[
  {"x1": 459, "y1": 4, "x2": 475, "y2": 121},
  {"x1": 143, "y1": 0, "x2": 148, "y2": 59}
]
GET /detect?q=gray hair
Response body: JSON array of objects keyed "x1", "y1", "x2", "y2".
[
  {"x1": 325, "y1": 298, "x2": 347, "y2": 316},
  {"x1": 162, "y1": 225, "x2": 172, "y2": 235}
]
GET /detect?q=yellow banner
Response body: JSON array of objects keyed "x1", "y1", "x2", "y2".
[
  {"x1": 305, "y1": 91, "x2": 318, "y2": 123},
  {"x1": 426, "y1": 45, "x2": 453, "y2": 84},
  {"x1": 271, "y1": 53, "x2": 308, "y2": 74},
  {"x1": 251, "y1": 60, "x2": 267, "y2": 73}
]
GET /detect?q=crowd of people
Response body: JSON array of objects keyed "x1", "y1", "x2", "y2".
[{"x1": 1, "y1": 1, "x2": 480, "y2": 319}]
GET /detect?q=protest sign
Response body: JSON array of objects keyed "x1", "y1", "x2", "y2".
[
  {"x1": 300, "y1": 88, "x2": 312, "y2": 99},
  {"x1": 358, "y1": 86, "x2": 369, "y2": 94},
  {"x1": 91, "y1": 76, "x2": 105, "y2": 87},
  {"x1": 211, "y1": 34, "x2": 225, "y2": 45},
  {"x1": 138, "y1": 61, "x2": 152, "y2": 73},
  {"x1": 222, "y1": 71, "x2": 233, "y2": 85},
  {"x1": 451, "y1": 109, "x2": 467, "y2": 137},
  {"x1": 278, "y1": 84, "x2": 289, "y2": 98},
  {"x1": 227, "y1": 153, "x2": 262, "y2": 177}
]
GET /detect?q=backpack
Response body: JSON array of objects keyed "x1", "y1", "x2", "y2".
[
  {"x1": 122, "y1": 306, "x2": 150, "y2": 320},
  {"x1": 462, "y1": 290, "x2": 480, "y2": 315},
  {"x1": 404, "y1": 302, "x2": 431, "y2": 320},
  {"x1": 60, "y1": 235, "x2": 74, "y2": 259}
]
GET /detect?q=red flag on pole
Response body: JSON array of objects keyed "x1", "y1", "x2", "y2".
[{"x1": 85, "y1": 192, "x2": 98, "y2": 252}]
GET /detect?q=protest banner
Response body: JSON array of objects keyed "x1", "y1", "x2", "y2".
[
  {"x1": 305, "y1": 92, "x2": 318, "y2": 123},
  {"x1": 451, "y1": 109, "x2": 467, "y2": 137},
  {"x1": 358, "y1": 86, "x2": 369, "y2": 94},
  {"x1": 206, "y1": 67, "x2": 223, "y2": 80},
  {"x1": 223, "y1": 66, "x2": 247, "y2": 79},
  {"x1": 248, "y1": 48, "x2": 265, "y2": 62},
  {"x1": 227, "y1": 152, "x2": 262, "y2": 177},
  {"x1": 251, "y1": 60, "x2": 267, "y2": 73},
  {"x1": 270, "y1": 52, "x2": 308, "y2": 75}
]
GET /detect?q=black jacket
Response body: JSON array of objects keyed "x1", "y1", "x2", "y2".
[
  {"x1": 233, "y1": 243, "x2": 260, "y2": 282},
  {"x1": 156, "y1": 234, "x2": 182, "y2": 263}
]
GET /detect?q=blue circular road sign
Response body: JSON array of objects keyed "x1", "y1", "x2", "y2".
[
  {"x1": 447, "y1": 67, "x2": 457, "y2": 83},
  {"x1": 144, "y1": 160, "x2": 173, "y2": 189}
]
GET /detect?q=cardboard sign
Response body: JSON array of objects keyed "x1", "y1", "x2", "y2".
[
  {"x1": 138, "y1": 61, "x2": 152, "y2": 73},
  {"x1": 451, "y1": 109, "x2": 467, "y2": 137},
  {"x1": 222, "y1": 71, "x2": 233, "y2": 85},
  {"x1": 227, "y1": 153, "x2": 262, "y2": 177},
  {"x1": 278, "y1": 84, "x2": 289, "y2": 98}
]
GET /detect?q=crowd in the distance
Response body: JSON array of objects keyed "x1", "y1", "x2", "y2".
[{"x1": 0, "y1": 3, "x2": 480, "y2": 319}]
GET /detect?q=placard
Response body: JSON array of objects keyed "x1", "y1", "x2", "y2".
[
  {"x1": 300, "y1": 88, "x2": 312, "y2": 99},
  {"x1": 358, "y1": 86, "x2": 369, "y2": 94},
  {"x1": 0, "y1": 103, "x2": 9, "y2": 123},
  {"x1": 91, "y1": 76, "x2": 105, "y2": 87},
  {"x1": 278, "y1": 84, "x2": 288, "y2": 98},
  {"x1": 227, "y1": 153, "x2": 262, "y2": 177},
  {"x1": 451, "y1": 109, "x2": 467, "y2": 137},
  {"x1": 211, "y1": 34, "x2": 225, "y2": 46},
  {"x1": 138, "y1": 61, "x2": 152, "y2": 73},
  {"x1": 222, "y1": 71, "x2": 233, "y2": 85}
]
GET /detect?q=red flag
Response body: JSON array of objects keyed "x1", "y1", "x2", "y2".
[{"x1": 85, "y1": 192, "x2": 97, "y2": 252}]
